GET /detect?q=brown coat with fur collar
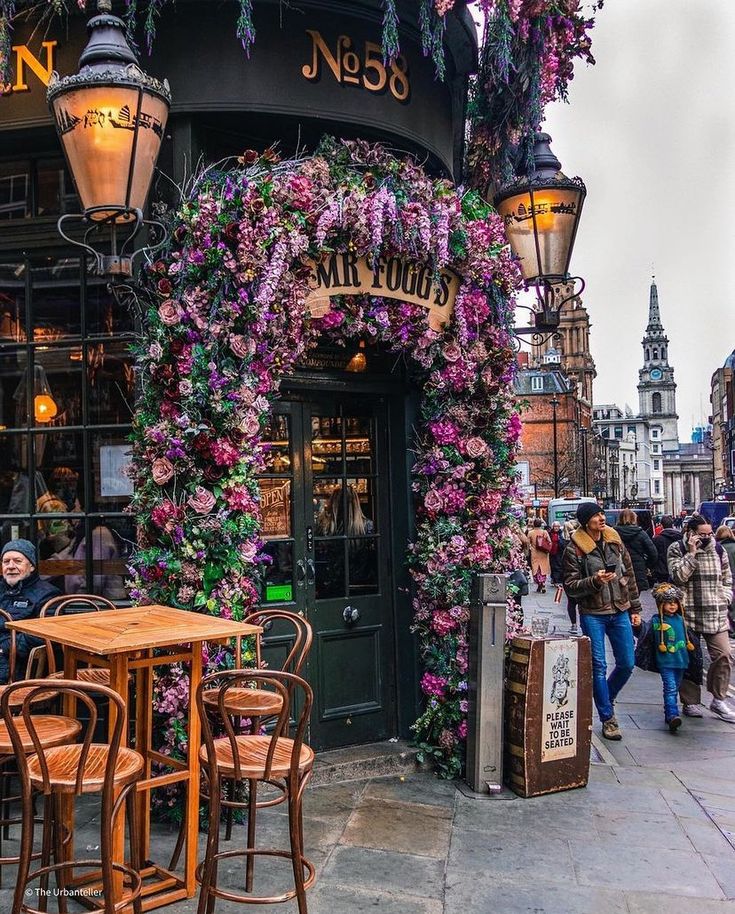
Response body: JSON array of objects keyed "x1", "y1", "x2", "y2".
[{"x1": 562, "y1": 527, "x2": 642, "y2": 616}]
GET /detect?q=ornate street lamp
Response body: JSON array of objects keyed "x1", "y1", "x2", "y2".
[
  {"x1": 495, "y1": 133, "x2": 586, "y2": 335},
  {"x1": 47, "y1": 0, "x2": 171, "y2": 277}
]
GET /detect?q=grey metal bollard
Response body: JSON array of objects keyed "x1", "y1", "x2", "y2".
[{"x1": 465, "y1": 573, "x2": 507, "y2": 794}]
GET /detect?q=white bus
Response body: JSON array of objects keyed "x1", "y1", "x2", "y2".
[{"x1": 546, "y1": 497, "x2": 598, "y2": 528}]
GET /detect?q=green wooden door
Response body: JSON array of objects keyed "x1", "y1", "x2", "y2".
[{"x1": 258, "y1": 394, "x2": 396, "y2": 750}]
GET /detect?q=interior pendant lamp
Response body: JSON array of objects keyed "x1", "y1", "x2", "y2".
[
  {"x1": 47, "y1": 0, "x2": 171, "y2": 276},
  {"x1": 494, "y1": 133, "x2": 586, "y2": 335}
]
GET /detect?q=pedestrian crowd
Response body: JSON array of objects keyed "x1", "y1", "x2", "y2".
[{"x1": 513, "y1": 505, "x2": 735, "y2": 741}]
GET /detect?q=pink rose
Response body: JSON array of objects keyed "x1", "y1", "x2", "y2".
[
  {"x1": 230, "y1": 335, "x2": 254, "y2": 358},
  {"x1": 151, "y1": 457, "x2": 174, "y2": 485},
  {"x1": 424, "y1": 489, "x2": 443, "y2": 514},
  {"x1": 465, "y1": 437, "x2": 488, "y2": 459},
  {"x1": 188, "y1": 486, "x2": 216, "y2": 514},
  {"x1": 239, "y1": 412, "x2": 261, "y2": 438},
  {"x1": 178, "y1": 379, "x2": 193, "y2": 397},
  {"x1": 443, "y1": 342, "x2": 462, "y2": 363},
  {"x1": 158, "y1": 301, "x2": 183, "y2": 326}
]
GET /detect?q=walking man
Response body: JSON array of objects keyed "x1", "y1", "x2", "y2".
[
  {"x1": 563, "y1": 503, "x2": 641, "y2": 740},
  {"x1": 668, "y1": 514, "x2": 735, "y2": 722}
]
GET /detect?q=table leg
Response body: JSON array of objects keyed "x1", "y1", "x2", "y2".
[
  {"x1": 108, "y1": 655, "x2": 130, "y2": 905},
  {"x1": 60, "y1": 649, "x2": 80, "y2": 875},
  {"x1": 134, "y1": 656, "x2": 154, "y2": 864},
  {"x1": 184, "y1": 643, "x2": 203, "y2": 897}
]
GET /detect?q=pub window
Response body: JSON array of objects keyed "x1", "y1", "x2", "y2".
[{"x1": 0, "y1": 255, "x2": 135, "y2": 600}]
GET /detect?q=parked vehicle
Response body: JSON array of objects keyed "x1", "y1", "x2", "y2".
[
  {"x1": 698, "y1": 500, "x2": 735, "y2": 528},
  {"x1": 547, "y1": 497, "x2": 598, "y2": 528},
  {"x1": 722, "y1": 516, "x2": 735, "y2": 530}
]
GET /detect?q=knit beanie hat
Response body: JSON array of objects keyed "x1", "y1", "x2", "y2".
[
  {"x1": 1, "y1": 539, "x2": 37, "y2": 568},
  {"x1": 652, "y1": 583, "x2": 694, "y2": 653},
  {"x1": 576, "y1": 502, "x2": 603, "y2": 528}
]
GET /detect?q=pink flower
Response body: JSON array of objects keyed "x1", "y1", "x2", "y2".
[
  {"x1": 188, "y1": 486, "x2": 216, "y2": 514},
  {"x1": 443, "y1": 342, "x2": 462, "y2": 363},
  {"x1": 420, "y1": 672, "x2": 448, "y2": 698},
  {"x1": 230, "y1": 335, "x2": 254, "y2": 358},
  {"x1": 465, "y1": 437, "x2": 488, "y2": 459},
  {"x1": 158, "y1": 301, "x2": 183, "y2": 326},
  {"x1": 151, "y1": 457, "x2": 174, "y2": 486},
  {"x1": 239, "y1": 412, "x2": 261, "y2": 438},
  {"x1": 423, "y1": 489, "x2": 443, "y2": 515}
]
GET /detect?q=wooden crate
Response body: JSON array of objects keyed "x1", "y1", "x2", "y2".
[{"x1": 505, "y1": 634, "x2": 593, "y2": 798}]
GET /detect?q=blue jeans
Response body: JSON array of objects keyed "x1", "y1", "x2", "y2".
[
  {"x1": 660, "y1": 667, "x2": 685, "y2": 721},
  {"x1": 580, "y1": 611, "x2": 635, "y2": 722}
]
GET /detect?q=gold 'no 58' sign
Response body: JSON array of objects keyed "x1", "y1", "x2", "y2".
[
  {"x1": 302, "y1": 31, "x2": 410, "y2": 102},
  {"x1": 306, "y1": 253, "x2": 459, "y2": 332}
]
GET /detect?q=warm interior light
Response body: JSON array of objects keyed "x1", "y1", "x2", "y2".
[
  {"x1": 34, "y1": 394, "x2": 58, "y2": 423},
  {"x1": 346, "y1": 341, "x2": 367, "y2": 373},
  {"x1": 50, "y1": 84, "x2": 169, "y2": 222}
]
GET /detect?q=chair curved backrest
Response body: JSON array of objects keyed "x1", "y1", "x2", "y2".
[
  {"x1": 241, "y1": 609, "x2": 313, "y2": 677},
  {"x1": 197, "y1": 669, "x2": 312, "y2": 785},
  {"x1": 0, "y1": 678, "x2": 126, "y2": 797},
  {"x1": 40, "y1": 594, "x2": 116, "y2": 674},
  {"x1": 0, "y1": 608, "x2": 19, "y2": 683}
]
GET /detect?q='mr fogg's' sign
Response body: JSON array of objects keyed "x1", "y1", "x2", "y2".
[{"x1": 306, "y1": 253, "x2": 459, "y2": 332}]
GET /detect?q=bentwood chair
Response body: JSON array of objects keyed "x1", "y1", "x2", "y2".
[
  {"x1": 200, "y1": 611, "x2": 312, "y2": 843},
  {"x1": 196, "y1": 670, "x2": 315, "y2": 914},
  {"x1": 2, "y1": 679, "x2": 144, "y2": 914},
  {"x1": 0, "y1": 616, "x2": 80, "y2": 889},
  {"x1": 41, "y1": 595, "x2": 118, "y2": 686}
]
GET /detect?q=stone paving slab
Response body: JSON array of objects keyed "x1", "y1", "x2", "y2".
[{"x1": 339, "y1": 795, "x2": 453, "y2": 858}]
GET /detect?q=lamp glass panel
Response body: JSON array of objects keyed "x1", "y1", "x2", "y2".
[
  {"x1": 51, "y1": 85, "x2": 167, "y2": 220},
  {"x1": 497, "y1": 186, "x2": 584, "y2": 283}
]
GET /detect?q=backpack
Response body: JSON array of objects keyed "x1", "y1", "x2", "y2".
[{"x1": 634, "y1": 620, "x2": 658, "y2": 673}]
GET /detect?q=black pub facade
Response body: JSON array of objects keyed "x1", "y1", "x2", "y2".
[{"x1": 0, "y1": 0, "x2": 476, "y2": 749}]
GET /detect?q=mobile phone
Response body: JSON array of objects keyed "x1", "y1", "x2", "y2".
[{"x1": 604, "y1": 562, "x2": 617, "y2": 573}]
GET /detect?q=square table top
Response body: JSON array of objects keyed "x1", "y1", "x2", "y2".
[{"x1": 6, "y1": 604, "x2": 261, "y2": 656}]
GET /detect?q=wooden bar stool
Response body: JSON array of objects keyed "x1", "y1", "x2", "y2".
[
  {"x1": 40, "y1": 596, "x2": 118, "y2": 686},
  {"x1": 200, "y1": 611, "x2": 313, "y2": 848},
  {"x1": 196, "y1": 670, "x2": 315, "y2": 914},
  {"x1": 2, "y1": 680, "x2": 145, "y2": 914}
]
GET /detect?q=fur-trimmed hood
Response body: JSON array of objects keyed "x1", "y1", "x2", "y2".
[{"x1": 570, "y1": 526, "x2": 622, "y2": 555}]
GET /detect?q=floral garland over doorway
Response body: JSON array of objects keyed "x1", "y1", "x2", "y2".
[{"x1": 129, "y1": 138, "x2": 522, "y2": 780}]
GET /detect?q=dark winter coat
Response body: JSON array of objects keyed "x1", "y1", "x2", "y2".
[
  {"x1": 0, "y1": 571, "x2": 60, "y2": 682},
  {"x1": 652, "y1": 528, "x2": 684, "y2": 583},
  {"x1": 562, "y1": 526, "x2": 642, "y2": 616},
  {"x1": 615, "y1": 524, "x2": 658, "y2": 592}
]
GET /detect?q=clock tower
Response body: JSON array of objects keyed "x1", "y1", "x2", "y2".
[{"x1": 638, "y1": 277, "x2": 679, "y2": 454}]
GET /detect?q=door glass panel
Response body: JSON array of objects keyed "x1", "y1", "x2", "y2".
[
  {"x1": 314, "y1": 539, "x2": 345, "y2": 599},
  {"x1": 345, "y1": 416, "x2": 374, "y2": 474},
  {"x1": 261, "y1": 541, "x2": 295, "y2": 603},
  {"x1": 345, "y1": 478, "x2": 377, "y2": 533},
  {"x1": 260, "y1": 478, "x2": 292, "y2": 539},
  {"x1": 312, "y1": 416, "x2": 342, "y2": 474},
  {"x1": 348, "y1": 537, "x2": 378, "y2": 595},
  {"x1": 260, "y1": 415, "x2": 291, "y2": 473},
  {"x1": 313, "y1": 478, "x2": 342, "y2": 532}
]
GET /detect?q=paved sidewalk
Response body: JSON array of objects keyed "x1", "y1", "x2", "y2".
[{"x1": 3, "y1": 587, "x2": 735, "y2": 913}]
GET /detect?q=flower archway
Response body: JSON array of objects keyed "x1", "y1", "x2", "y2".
[{"x1": 130, "y1": 137, "x2": 523, "y2": 779}]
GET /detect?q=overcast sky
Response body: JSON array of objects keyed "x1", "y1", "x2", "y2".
[{"x1": 539, "y1": 0, "x2": 735, "y2": 439}]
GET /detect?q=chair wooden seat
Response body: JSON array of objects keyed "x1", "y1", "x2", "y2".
[
  {"x1": 27, "y1": 744, "x2": 144, "y2": 794},
  {"x1": 199, "y1": 734, "x2": 314, "y2": 780},
  {"x1": 201, "y1": 686, "x2": 283, "y2": 718},
  {"x1": 0, "y1": 715, "x2": 81, "y2": 756},
  {"x1": 0, "y1": 682, "x2": 59, "y2": 706},
  {"x1": 47, "y1": 667, "x2": 118, "y2": 686}
]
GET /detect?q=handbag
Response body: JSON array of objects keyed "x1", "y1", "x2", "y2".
[
  {"x1": 535, "y1": 534, "x2": 552, "y2": 554},
  {"x1": 508, "y1": 569, "x2": 530, "y2": 597},
  {"x1": 633, "y1": 620, "x2": 659, "y2": 673}
]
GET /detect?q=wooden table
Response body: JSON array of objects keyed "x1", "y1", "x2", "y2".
[{"x1": 8, "y1": 604, "x2": 261, "y2": 911}]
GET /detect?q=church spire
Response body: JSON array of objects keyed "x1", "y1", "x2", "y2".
[{"x1": 647, "y1": 276, "x2": 663, "y2": 332}]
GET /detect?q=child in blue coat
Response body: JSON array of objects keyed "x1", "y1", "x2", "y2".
[{"x1": 651, "y1": 583, "x2": 695, "y2": 732}]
